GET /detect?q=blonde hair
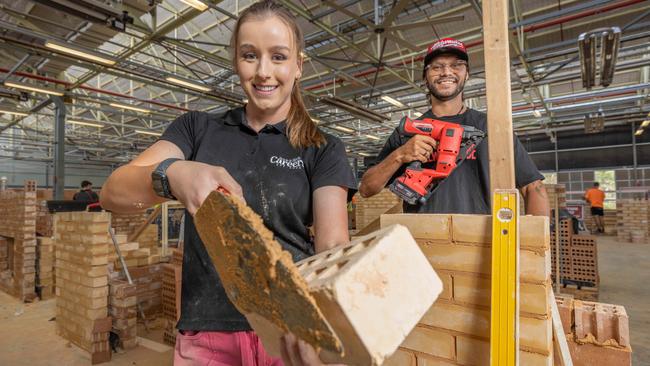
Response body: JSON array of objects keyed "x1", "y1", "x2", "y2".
[{"x1": 231, "y1": 0, "x2": 325, "y2": 148}]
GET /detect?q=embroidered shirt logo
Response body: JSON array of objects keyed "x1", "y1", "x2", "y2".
[{"x1": 270, "y1": 156, "x2": 304, "y2": 170}]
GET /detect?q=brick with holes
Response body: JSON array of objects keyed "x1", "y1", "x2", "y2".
[{"x1": 195, "y1": 191, "x2": 442, "y2": 366}]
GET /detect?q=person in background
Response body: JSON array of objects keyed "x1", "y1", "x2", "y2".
[
  {"x1": 72, "y1": 180, "x2": 99, "y2": 203},
  {"x1": 359, "y1": 38, "x2": 548, "y2": 216},
  {"x1": 584, "y1": 182, "x2": 606, "y2": 233},
  {"x1": 100, "y1": 1, "x2": 355, "y2": 365}
]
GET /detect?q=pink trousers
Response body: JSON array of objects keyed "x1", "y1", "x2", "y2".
[{"x1": 174, "y1": 330, "x2": 284, "y2": 366}]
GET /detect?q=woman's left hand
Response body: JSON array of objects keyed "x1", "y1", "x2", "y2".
[{"x1": 280, "y1": 334, "x2": 346, "y2": 366}]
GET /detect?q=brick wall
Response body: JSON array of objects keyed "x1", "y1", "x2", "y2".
[
  {"x1": 354, "y1": 189, "x2": 401, "y2": 230},
  {"x1": 54, "y1": 212, "x2": 112, "y2": 364},
  {"x1": 36, "y1": 236, "x2": 54, "y2": 299},
  {"x1": 616, "y1": 199, "x2": 650, "y2": 243},
  {"x1": 381, "y1": 214, "x2": 553, "y2": 366},
  {"x1": 111, "y1": 211, "x2": 149, "y2": 236},
  {"x1": 0, "y1": 186, "x2": 37, "y2": 301}
]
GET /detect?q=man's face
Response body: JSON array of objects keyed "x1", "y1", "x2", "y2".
[{"x1": 424, "y1": 54, "x2": 468, "y2": 102}]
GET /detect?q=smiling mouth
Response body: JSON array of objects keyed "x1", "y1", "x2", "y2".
[
  {"x1": 437, "y1": 79, "x2": 457, "y2": 85},
  {"x1": 253, "y1": 84, "x2": 278, "y2": 94}
]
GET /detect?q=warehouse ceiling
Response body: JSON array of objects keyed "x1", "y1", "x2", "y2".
[{"x1": 0, "y1": 0, "x2": 649, "y2": 168}]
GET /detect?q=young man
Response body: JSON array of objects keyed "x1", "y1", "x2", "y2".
[
  {"x1": 73, "y1": 180, "x2": 99, "y2": 203},
  {"x1": 359, "y1": 38, "x2": 548, "y2": 216},
  {"x1": 584, "y1": 182, "x2": 606, "y2": 233}
]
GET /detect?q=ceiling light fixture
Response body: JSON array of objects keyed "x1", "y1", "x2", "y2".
[
  {"x1": 4, "y1": 81, "x2": 64, "y2": 96},
  {"x1": 0, "y1": 109, "x2": 29, "y2": 117},
  {"x1": 365, "y1": 134, "x2": 381, "y2": 140},
  {"x1": 381, "y1": 95, "x2": 406, "y2": 108},
  {"x1": 532, "y1": 108, "x2": 542, "y2": 118},
  {"x1": 45, "y1": 41, "x2": 116, "y2": 66},
  {"x1": 358, "y1": 152, "x2": 371, "y2": 157},
  {"x1": 333, "y1": 125, "x2": 354, "y2": 133},
  {"x1": 179, "y1": 0, "x2": 209, "y2": 11},
  {"x1": 635, "y1": 128, "x2": 644, "y2": 136},
  {"x1": 642, "y1": 120, "x2": 650, "y2": 128},
  {"x1": 109, "y1": 102, "x2": 150, "y2": 114},
  {"x1": 135, "y1": 129, "x2": 162, "y2": 136},
  {"x1": 67, "y1": 120, "x2": 103, "y2": 128},
  {"x1": 166, "y1": 76, "x2": 211, "y2": 92}
]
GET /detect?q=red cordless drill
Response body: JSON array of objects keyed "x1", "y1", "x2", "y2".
[{"x1": 389, "y1": 117, "x2": 486, "y2": 205}]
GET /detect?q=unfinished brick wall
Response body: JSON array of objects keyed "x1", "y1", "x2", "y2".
[
  {"x1": 556, "y1": 295, "x2": 631, "y2": 366},
  {"x1": 0, "y1": 187, "x2": 37, "y2": 301},
  {"x1": 109, "y1": 279, "x2": 138, "y2": 349},
  {"x1": 354, "y1": 189, "x2": 401, "y2": 230},
  {"x1": 54, "y1": 212, "x2": 112, "y2": 364},
  {"x1": 36, "y1": 199, "x2": 53, "y2": 237},
  {"x1": 111, "y1": 212, "x2": 149, "y2": 236},
  {"x1": 616, "y1": 199, "x2": 650, "y2": 243},
  {"x1": 381, "y1": 214, "x2": 553, "y2": 366},
  {"x1": 36, "y1": 236, "x2": 54, "y2": 299}
]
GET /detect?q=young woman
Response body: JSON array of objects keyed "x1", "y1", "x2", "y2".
[{"x1": 100, "y1": 1, "x2": 356, "y2": 365}]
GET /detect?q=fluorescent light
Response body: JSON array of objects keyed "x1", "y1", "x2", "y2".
[
  {"x1": 135, "y1": 130, "x2": 162, "y2": 136},
  {"x1": 179, "y1": 0, "x2": 208, "y2": 11},
  {"x1": 166, "y1": 76, "x2": 211, "y2": 92},
  {"x1": 109, "y1": 102, "x2": 150, "y2": 114},
  {"x1": 532, "y1": 108, "x2": 542, "y2": 118},
  {"x1": 333, "y1": 125, "x2": 354, "y2": 133},
  {"x1": 67, "y1": 120, "x2": 103, "y2": 128},
  {"x1": 642, "y1": 120, "x2": 650, "y2": 128},
  {"x1": 365, "y1": 134, "x2": 381, "y2": 140},
  {"x1": 0, "y1": 109, "x2": 29, "y2": 117},
  {"x1": 635, "y1": 129, "x2": 644, "y2": 136},
  {"x1": 4, "y1": 81, "x2": 64, "y2": 96},
  {"x1": 358, "y1": 152, "x2": 371, "y2": 157},
  {"x1": 381, "y1": 95, "x2": 405, "y2": 108},
  {"x1": 78, "y1": 146, "x2": 106, "y2": 152},
  {"x1": 311, "y1": 118, "x2": 321, "y2": 124},
  {"x1": 45, "y1": 41, "x2": 116, "y2": 66}
]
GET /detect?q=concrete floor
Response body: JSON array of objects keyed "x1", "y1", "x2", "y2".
[{"x1": 0, "y1": 235, "x2": 648, "y2": 365}]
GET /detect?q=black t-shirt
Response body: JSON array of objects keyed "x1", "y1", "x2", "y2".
[
  {"x1": 160, "y1": 107, "x2": 357, "y2": 331},
  {"x1": 376, "y1": 108, "x2": 543, "y2": 214},
  {"x1": 73, "y1": 189, "x2": 99, "y2": 203}
]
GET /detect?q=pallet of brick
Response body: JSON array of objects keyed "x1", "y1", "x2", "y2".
[
  {"x1": 381, "y1": 213, "x2": 553, "y2": 366},
  {"x1": 111, "y1": 212, "x2": 149, "y2": 236},
  {"x1": 0, "y1": 185, "x2": 37, "y2": 301},
  {"x1": 556, "y1": 296, "x2": 631, "y2": 366},
  {"x1": 354, "y1": 189, "x2": 401, "y2": 231},
  {"x1": 109, "y1": 279, "x2": 138, "y2": 349},
  {"x1": 616, "y1": 199, "x2": 650, "y2": 242},
  {"x1": 570, "y1": 235, "x2": 599, "y2": 286},
  {"x1": 36, "y1": 236, "x2": 55, "y2": 299},
  {"x1": 54, "y1": 211, "x2": 112, "y2": 364},
  {"x1": 551, "y1": 219, "x2": 573, "y2": 284}
]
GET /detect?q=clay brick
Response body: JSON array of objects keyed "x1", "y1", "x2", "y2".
[
  {"x1": 421, "y1": 302, "x2": 490, "y2": 338},
  {"x1": 520, "y1": 315, "x2": 552, "y2": 355},
  {"x1": 438, "y1": 271, "x2": 453, "y2": 300},
  {"x1": 519, "y1": 216, "x2": 550, "y2": 249},
  {"x1": 383, "y1": 348, "x2": 416, "y2": 366},
  {"x1": 520, "y1": 350, "x2": 553, "y2": 366},
  {"x1": 401, "y1": 327, "x2": 455, "y2": 360},
  {"x1": 574, "y1": 300, "x2": 630, "y2": 347},
  {"x1": 381, "y1": 214, "x2": 450, "y2": 240},
  {"x1": 416, "y1": 354, "x2": 457, "y2": 365},
  {"x1": 520, "y1": 282, "x2": 551, "y2": 316},
  {"x1": 520, "y1": 249, "x2": 550, "y2": 283},
  {"x1": 567, "y1": 337, "x2": 631, "y2": 366},
  {"x1": 451, "y1": 214, "x2": 491, "y2": 244},
  {"x1": 456, "y1": 335, "x2": 489, "y2": 365},
  {"x1": 452, "y1": 273, "x2": 490, "y2": 307},
  {"x1": 417, "y1": 242, "x2": 491, "y2": 274}
]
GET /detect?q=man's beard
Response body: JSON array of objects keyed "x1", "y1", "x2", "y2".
[{"x1": 426, "y1": 76, "x2": 466, "y2": 102}]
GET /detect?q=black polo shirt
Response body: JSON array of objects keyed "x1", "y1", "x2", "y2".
[
  {"x1": 160, "y1": 107, "x2": 357, "y2": 331},
  {"x1": 376, "y1": 108, "x2": 543, "y2": 214}
]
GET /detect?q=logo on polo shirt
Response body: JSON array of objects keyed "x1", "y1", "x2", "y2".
[{"x1": 270, "y1": 156, "x2": 305, "y2": 170}]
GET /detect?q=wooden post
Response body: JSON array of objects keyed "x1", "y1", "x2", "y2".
[{"x1": 483, "y1": 0, "x2": 515, "y2": 191}]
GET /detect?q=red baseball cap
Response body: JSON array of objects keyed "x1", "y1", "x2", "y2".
[{"x1": 423, "y1": 38, "x2": 469, "y2": 69}]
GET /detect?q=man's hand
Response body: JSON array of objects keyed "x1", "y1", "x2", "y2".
[
  {"x1": 395, "y1": 135, "x2": 437, "y2": 164},
  {"x1": 166, "y1": 160, "x2": 244, "y2": 215},
  {"x1": 280, "y1": 334, "x2": 346, "y2": 366}
]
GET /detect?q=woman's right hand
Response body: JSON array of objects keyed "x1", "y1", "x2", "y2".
[{"x1": 166, "y1": 160, "x2": 244, "y2": 215}]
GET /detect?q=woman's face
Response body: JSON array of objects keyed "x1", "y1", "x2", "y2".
[{"x1": 236, "y1": 16, "x2": 302, "y2": 118}]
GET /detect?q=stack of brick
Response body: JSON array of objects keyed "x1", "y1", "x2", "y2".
[
  {"x1": 127, "y1": 264, "x2": 163, "y2": 319},
  {"x1": 616, "y1": 199, "x2": 650, "y2": 243},
  {"x1": 162, "y1": 248, "x2": 182, "y2": 346},
  {"x1": 36, "y1": 200, "x2": 53, "y2": 237},
  {"x1": 545, "y1": 183, "x2": 567, "y2": 209},
  {"x1": 111, "y1": 212, "x2": 148, "y2": 236},
  {"x1": 108, "y1": 279, "x2": 138, "y2": 349},
  {"x1": 54, "y1": 212, "x2": 112, "y2": 364},
  {"x1": 556, "y1": 296, "x2": 631, "y2": 366},
  {"x1": 381, "y1": 214, "x2": 553, "y2": 365},
  {"x1": 36, "y1": 236, "x2": 55, "y2": 299},
  {"x1": 0, "y1": 182, "x2": 38, "y2": 301},
  {"x1": 354, "y1": 189, "x2": 401, "y2": 230},
  {"x1": 108, "y1": 233, "x2": 145, "y2": 270},
  {"x1": 551, "y1": 219, "x2": 599, "y2": 294},
  {"x1": 135, "y1": 224, "x2": 161, "y2": 265}
]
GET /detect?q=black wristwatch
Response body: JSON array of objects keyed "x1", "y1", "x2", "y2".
[{"x1": 152, "y1": 158, "x2": 181, "y2": 199}]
